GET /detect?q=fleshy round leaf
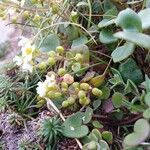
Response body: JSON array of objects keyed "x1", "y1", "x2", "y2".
[
  {"x1": 111, "y1": 42, "x2": 135, "y2": 62},
  {"x1": 82, "y1": 107, "x2": 93, "y2": 124},
  {"x1": 124, "y1": 119, "x2": 150, "y2": 147},
  {"x1": 71, "y1": 35, "x2": 88, "y2": 48},
  {"x1": 144, "y1": 92, "x2": 150, "y2": 107},
  {"x1": 138, "y1": 8, "x2": 150, "y2": 30},
  {"x1": 98, "y1": 19, "x2": 116, "y2": 29},
  {"x1": 119, "y1": 58, "x2": 143, "y2": 85},
  {"x1": 115, "y1": 8, "x2": 142, "y2": 31},
  {"x1": 62, "y1": 112, "x2": 89, "y2": 138},
  {"x1": 143, "y1": 108, "x2": 150, "y2": 119},
  {"x1": 114, "y1": 31, "x2": 150, "y2": 50},
  {"x1": 112, "y1": 92, "x2": 124, "y2": 108},
  {"x1": 39, "y1": 34, "x2": 60, "y2": 52},
  {"x1": 92, "y1": 121, "x2": 103, "y2": 128},
  {"x1": 99, "y1": 28, "x2": 118, "y2": 44}
]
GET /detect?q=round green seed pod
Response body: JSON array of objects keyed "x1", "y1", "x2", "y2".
[
  {"x1": 47, "y1": 57, "x2": 56, "y2": 66},
  {"x1": 79, "y1": 97, "x2": 90, "y2": 106},
  {"x1": 80, "y1": 83, "x2": 90, "y2": 91},
  {"x1": 48, "y1": 51, "x2": 56, "y2": 57},
  {"x1": 72, "y1": 82, "x2": 79, "y2": 88},
  {"x1": 33, "y1": 14, "x2": 41, "y2": 22},
  {"x1": 67, "y1": 97, "x2": 75, "y2": 105},
  {"x1": 57, "y1": 68, "x2": 66, "y2": 76},
  {"x1": 56, "y1": 46, "x2": 64, "y2": 54},
  {"x1": 78, "y1": 90, "x2": 86, "y2": 99},
  {"x1": 61, "y1": 82, "x2": 68, "y2": 89},
  {"x1": 74, "y1": 53, "x2": 83, "y2": 62},
  {"x1": 47, "y1": 91, "x2": 55, "y2": 99},
  {"x1": 38, "y1": 61, "x2": 47, "y2": 70},
  {"x1": 92, "y1": 88, "x2": 103, "y2": 97},
  {"x1": 12, "y1": 16, "x2": 17, "y2": 23},
  {"x1": 62, "y1": 101, "x2": 69, "y2": 108},
  {"x1": 22, "y1": 11, "x2": 30, "y2": 19},
  {"x1": 54, "y1": 92, "x2": 62, "y2": 99}
]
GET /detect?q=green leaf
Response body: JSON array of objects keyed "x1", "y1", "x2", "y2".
[
  {"x1": 138, "y1": 8, "x2": 150, "y2": 30},
  {"x1": 114, "y1": 31, "x2": 150, "y2": 50},
  {"x1": 99, "y1": 140, "x2": 110, "y2": 150},
  {"x1": 71, "y1": 35, "x2": 88, "y2": 48},
  {"x1": 124, "y1": 79, "x2": 139, "y2": 95},
  {"x1": 103, "y1": 7, "x2": 118, "y2": 20},
  {"x1": 92, "y1": 129, "x2": 102, "y2": 141},
  {"x1": 100, "y1": 86, "x2": 110, "y2": 99},
  {"x1": 115, "y1": 8, "x2": 142, "y2": 32},
  {"x1": 124, "y1": 119, "x2": 150, "y2": 147},
  {"x1": 112, "y1": 92, "x2": 124, "y2": 108},
  {"x1": 111, "y1": 42, "x2": 135, "y2": 62},
  {"x1": 92, "y1": 121, "x2": 103, "y2": 128},
  {"x1": 99, "y1": 28, "x2": 118, "y2": 44},
  {"x1": 102, "y1": 131, "x2": 113, "y2": 143},
  {"x1": 62, "y1": 112, "x2": 89, "y2": 138},
  {"x1": 82, "y1": 107, "x2": 93, "y2": 124},
  {"x1": 92, "y1": 100, "x2": 101, "y2": 110},
  {"x1": 98, "y1": 19, "x2": 116, "y2": 29},
  {"x1": 40, "y1": 34, "x2": 60, "y2": 52},
  {"x1": 144, "y1": 92, "x2": 150, "y2": 107},
  {"x1": 119, "y1": 58, "x2": 143, "y2": 85},
  {"x1": 143, "y1": 108, "x2": 150, "y2": 119}
]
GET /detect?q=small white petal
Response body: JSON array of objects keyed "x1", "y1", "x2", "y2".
[
  {"x1": 36, "y1": 82, "x2": 48, "y2": 97},
  {"x1": 13, "y1": 56, "x2": 22, "y2": 66}
]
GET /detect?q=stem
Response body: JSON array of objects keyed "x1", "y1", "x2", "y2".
[
  {"x1": 46, "y1": 98, "x2": 83, "y2": 149},
  {"x1": 87, "y1": 0, "x2": 92, "y2": 29}
]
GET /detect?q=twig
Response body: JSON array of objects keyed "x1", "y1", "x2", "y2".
[{"x1": 93, "y1": 113, "x2": 142, "y2": 126}]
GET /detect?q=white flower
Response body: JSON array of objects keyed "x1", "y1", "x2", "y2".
[
  {"x1": 18, "y1": 36, "x2": 32, "y2": 47},
  {"x1": 36, "y1": 82, "x2": 48, "y2": 97},
  {"x1": 13, "y1": 56, "x2": 22, "y2": 66},
  {"x1": 45, "y1": 74, "x2": 56, "y2": 88},
  {"x1": 36, "y1": 74, "x2": 57, "y2": 98},
  {"x1": 22, "y1": 60, "x2": 33, "y2": 73}
]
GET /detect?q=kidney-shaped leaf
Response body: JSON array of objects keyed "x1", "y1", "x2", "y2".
[
  {"x1": 114, "y1": 31, "x2": 150, "y2": 50},
  {"x1": 62, "y1": 112, "x2": 89, "y2": 138},
  {"x1": 138, "y1": 8, "x2": 150, "y2": 30},
  {"x1": 111, "y1": 42, "x2": 135, "y2": 62},
  {"x1": 124, "y1": 119, "x2": 150, "y2": 147},
  {"x1": 40, "y1": 34, "x2": 60, "y2": 52},
  {"x1": 99, "y1": 28, "x2": 118, "y2": 44},
  {"x1": 98, "y1": 19, "x2": 116, "y2": 29},
  {"x1": 115, "y1": 8, "x2": 142, "y2": 32}
]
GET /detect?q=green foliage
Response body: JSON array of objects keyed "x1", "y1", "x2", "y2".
[
  {"x1": 39, "y1": 117, "x2": 62, "y2": 148},
  {"x1": 119, "y1": 58, "x2": 143, "y2": 85},
  {"x1": 39, "y1": 34, "x2": 60, "y2": 52},
  {"x1": 124, "y1": 119, "x2": 150, "y2": 147},
  {"x1": 62, "y1": 112, "x2": 89, "y2": 138}
]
